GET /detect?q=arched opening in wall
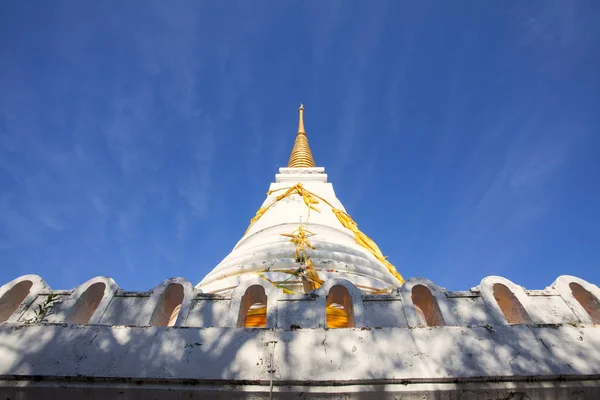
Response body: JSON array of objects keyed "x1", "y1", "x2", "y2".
[
  {"x1": 411, "y1": 285, "x2": 445, "y2": 327},
  {"x1": 493, "y1": 284, "x2": 532, "y2": 324},
  {"x1": 0, "y1": 280, "x2": 33, "y2": 323},
  {"x1": 150, "y1": 284, "x2": 185, "y2": 327},
  {"x1": 570, "y1": 282, "x2": 600, "y2": 324},
  {"x1": 238, "y1": 285, "x2": 267, "y2": 328},
  {"x1": 65, "y1": 282, "x2": 106, "y2": 324},
  {"x1": 326, "y1": 285, "x2": 354, "y2": 328}
]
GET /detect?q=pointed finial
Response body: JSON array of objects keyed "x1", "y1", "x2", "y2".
[
  {"x1": 298, "y1": 104, "x2": 305, "y2": 134},
  {"x1": 287, "y1": 104, "x2": 316, "y2": 168}
]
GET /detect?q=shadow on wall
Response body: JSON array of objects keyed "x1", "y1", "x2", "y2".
[
  {"x1": 1, "y1": 274, "x2": 600, "y2": 398},
  {"x1": 0, "y1": 277, "x2": 261, "y2": 387}
]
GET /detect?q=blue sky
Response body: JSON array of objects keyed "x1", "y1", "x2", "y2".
[{"x1": 1, "y1": 1, "x2": 599, "y2": 292}]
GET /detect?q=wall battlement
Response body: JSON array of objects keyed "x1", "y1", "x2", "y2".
[{"x1": 2, "y1": 274, "x2": 599, "y2": 329}]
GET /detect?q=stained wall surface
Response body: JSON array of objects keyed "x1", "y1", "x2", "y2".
[{"x1": 1, "y1": 274, "x2": 599, "y2": 398}]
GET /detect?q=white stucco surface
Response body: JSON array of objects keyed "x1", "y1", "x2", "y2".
[
  {"x1": 0, "y1": 323, "x2": 599, "y2": 398},
  {"x1": 2, "y1": 274, "x2": 600, "y2": 398}
]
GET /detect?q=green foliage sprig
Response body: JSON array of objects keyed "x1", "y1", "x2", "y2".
[{"x1": 23, "y1": 292, "x2": 59, "y2": 324}]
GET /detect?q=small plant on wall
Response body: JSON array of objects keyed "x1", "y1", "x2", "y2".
[{"x1": 23, "y1": 292, "x2": 59, "y2": 324}]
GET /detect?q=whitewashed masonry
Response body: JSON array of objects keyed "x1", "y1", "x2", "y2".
[{"x1": 1, "y1": 273, "x2": 600, "y2": 398}]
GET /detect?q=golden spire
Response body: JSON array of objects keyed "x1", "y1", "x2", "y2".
[
  {"x1": 297, "y1": 103, "x2": 306, "y2": 134},
  {"x1": 287, "y1": 104, "x2": 316, "y2": 168}
]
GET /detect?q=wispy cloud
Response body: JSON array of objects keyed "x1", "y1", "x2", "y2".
[
  {"x1": 431, "y1": 104, "x2": 587, "y2": 287},
  {"x1": 0, "y1": 1, "x2": 597, "y2": 291},
  {"x1": 331, "y1": 3, "x2": 388, "y2": 176},
  {"x1": 0, "y1": 1, "x2": 233, "y2": 286}
]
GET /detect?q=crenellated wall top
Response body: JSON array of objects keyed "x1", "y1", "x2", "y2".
[{"x1": 1, "y1": 274, "x2": 598, "y2": 329}]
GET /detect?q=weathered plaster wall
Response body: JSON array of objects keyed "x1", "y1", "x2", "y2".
[
  {"x1": 0, "y1": 323, "x2": 599, "y2": 398},
  {"x1": 99, "y1": 295, "x2": 150, "y2": 326},
  {"x1": 185, "y1": 296, "x2": 232, "y2": 328},
  {"x1": 276, "y1": 296, "x2": 318, "y2": 329},
  {"x1": 2, "y1": 274, "x2": 600, "y2": 398},
  {"x1": 362, "y1": 296, "x2": 408, "y2": 328},
  {"x1": 446, "y1": 294, "x2": 494, "y2": 326}
]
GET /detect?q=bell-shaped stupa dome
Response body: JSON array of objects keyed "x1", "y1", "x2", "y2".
[{"x1": 197, "y1": 105, "x2": 404, "y2": 295}]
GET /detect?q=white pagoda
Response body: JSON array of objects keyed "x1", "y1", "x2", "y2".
[{"x1": 1, "y1": 106, "x2": 599, "y2": 399}]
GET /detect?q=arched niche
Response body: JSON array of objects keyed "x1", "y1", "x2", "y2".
[
  {"x1": 476, "y1": 276, "x2": 536, "y2": 325},
  {"x1": 150, "y1": 283, "x2": 185, "y2": 327},
  {"x1": 570, "y1": 282, "x2": 600, "y2": 324},
  {"x1": 493, "y1": 283, "x2": 532, "y2": 324},
  {"x1": 411, "y1": 284, "x2": 445, "y2": 327},
  {"x1": 550, "y1": 276, "x2": 600, "y2": 324},
  {"x1": 314, "y1": 279, "x2": 364, "y2": 328},
  {"x1": 228, "y1": 278, "x2": 280, "y2": 328},
  {"x1": 65, "y1": 282, "x2": 106, "y2": 325},
  {"x1": 56, "y1": 277, "x2": 119, "y2": 325},
  {"x1": 237, "y1": 285, "x2": 267, "y2": 328},
  {"x1": 399, "y1": 278, "x2": 457, "y2": 328},
  {"x1": 326, "y1": 285, "x2": 354, "y2": 328},
  {"x1": 0, "y1": 280, "x2": 33, "y2": 323}
]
